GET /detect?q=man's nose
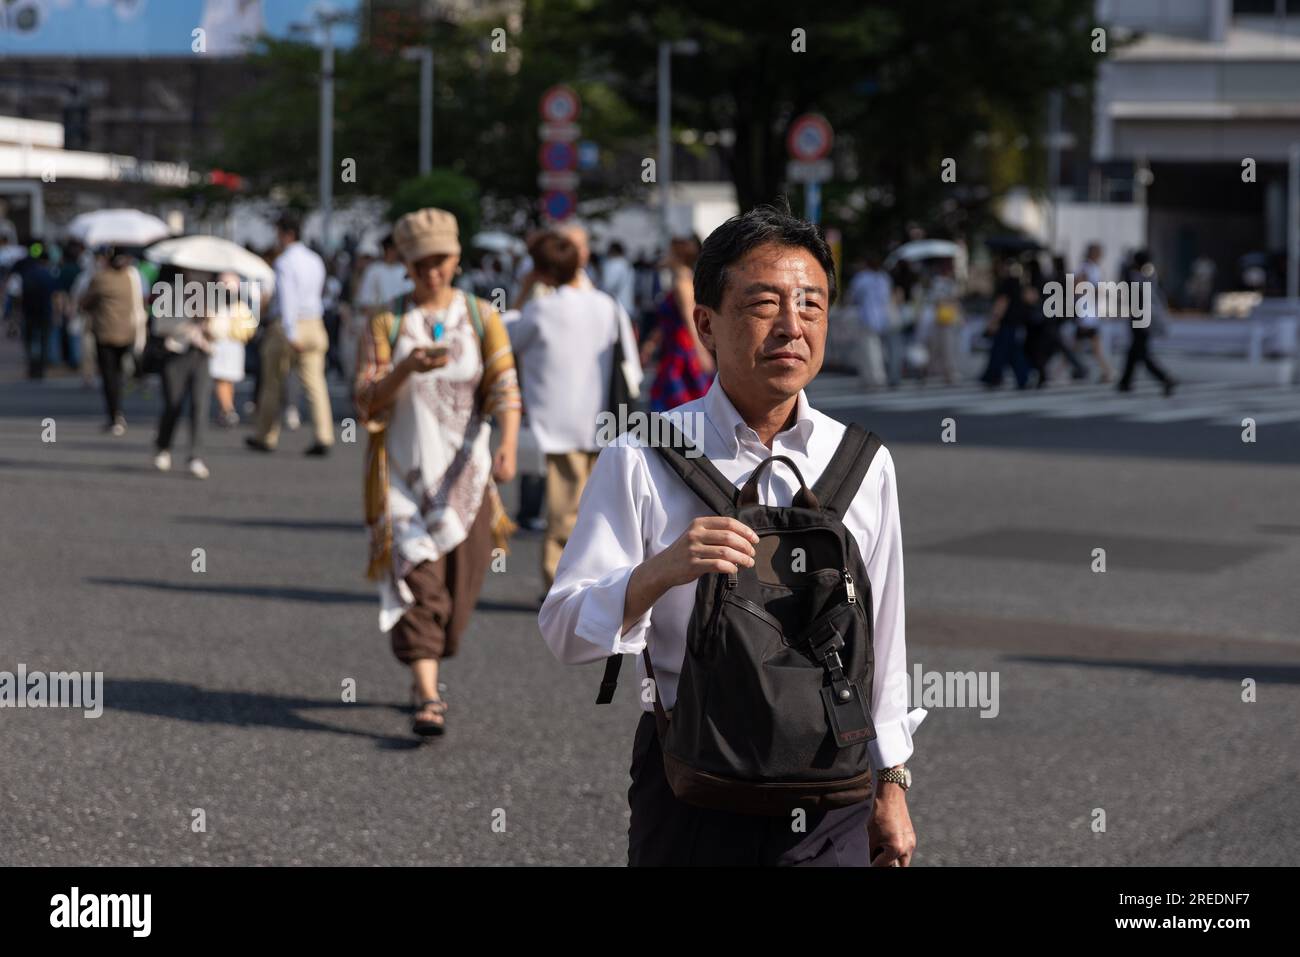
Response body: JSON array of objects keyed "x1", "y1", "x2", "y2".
[{"x1": 772, "y1": 297, "x2": 803, "y2": 339}]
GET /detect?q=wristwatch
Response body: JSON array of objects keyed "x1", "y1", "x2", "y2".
[{"x1": 876, "y1": 766, "x2": 912, "y2": 790}]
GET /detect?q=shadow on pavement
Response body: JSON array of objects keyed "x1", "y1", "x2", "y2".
[
  {"x1": 86, "y1": 577, "x2": 373, "y2": 604},
  {"x1": 101, "y1": 678, "x2": 421, "y2": 749},
  {"x1": 0, "y1": 457, "x2": 153, "y2": 476},
  {"x1": 178, "y1": 516, "x2": 365, "y2": 533},
  {"x1": 1007, "y1": 654, "x2": 1300, "y2": 684}
]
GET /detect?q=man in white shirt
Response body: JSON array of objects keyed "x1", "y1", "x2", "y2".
[
  {"x1": 539, "y1": 205, "x2": 920, "y2": 867},
  {"x1": 512, "y1": 232, "x2": 643, "y2": 595},
  {"x1": 356, "y1": 234, "x2": 414, "y2": 318},
  {"x1": 248, "y1": 213, "x2": 334, "y2": 455},
  {"x1": 600, "y1": 240, "x2": 636, "y2": 316},
  {"x1": 848, "y1": 254, "x2": 894, "y2": 388}
]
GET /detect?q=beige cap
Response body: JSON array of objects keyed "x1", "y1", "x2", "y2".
[{"x1": 393, "y1": 207, "x2": 461, "y2": 262}]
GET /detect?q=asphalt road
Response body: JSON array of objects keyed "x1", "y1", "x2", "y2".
[{"x1": 2, "y1": 340, "x2": 1297, "y2": 866}]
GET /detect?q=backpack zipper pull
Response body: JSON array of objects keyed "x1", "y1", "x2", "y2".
[{"x1": 843, "y1": 569, "x2": 856, "y2": 604}]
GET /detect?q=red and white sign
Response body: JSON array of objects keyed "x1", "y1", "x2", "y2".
[
  {"x1": 539, "y1": 85, "x2": 581, "y2": 124},
  {"x1": 787, "y1": 113, "x2": 834, "y2": 162}
]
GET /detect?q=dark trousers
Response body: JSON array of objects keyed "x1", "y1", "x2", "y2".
[
  {"x1": 156, "y1": 348, "x2": 211, "y2": 455},
  {"x1": 1119, "y1": 327, "x2": 1172, "y2": 388},
  {"x1": 97, "y1": 342, "x2": 131, "y2": 424},
  {"x1": 981, "y1": 323, "x2": 1029, "y2": 389},
  {"x1": 22, "y1": 313, "x2": 51, "y2": 378},
  {"x1": 626, "y1": 712, "x2": 874, "y2": 867}
]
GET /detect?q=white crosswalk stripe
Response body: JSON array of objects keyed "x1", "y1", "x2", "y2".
[{"x1": 806, "y1": 377, "x2": 1299, "y2": 426}]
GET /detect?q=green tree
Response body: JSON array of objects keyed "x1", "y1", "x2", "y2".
[{"x1": 388, "y1": 169, "x2": 481, "y2": 237}]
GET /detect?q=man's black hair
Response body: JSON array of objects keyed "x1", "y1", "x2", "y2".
[
  {"x1": 608, "y1": 240, "x2": 625, "y2": 256},
  {"x1": 277, "y1": 212, "x2": 302, "y2": 238},
  {"x1": 694, "y1": 200, "x2": 836, "y2": 310}
]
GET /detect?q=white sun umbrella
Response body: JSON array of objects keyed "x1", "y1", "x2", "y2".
[
  {"x1": 883, "y1": 239, "x2": 962, "y2": 268},
  {"x1": 144, "y1": 235, "x2": 275, "y2": 294},
  {"x1": 67, "y1": 209, "x2": 171, "y2": 247},
  {"x1": 471, "y1": 231, "x2": 525, "y2": 256}
]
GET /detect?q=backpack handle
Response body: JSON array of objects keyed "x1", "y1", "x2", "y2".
[{"x1": 738, "y1": 455, "x2": 820, "y2": 509}]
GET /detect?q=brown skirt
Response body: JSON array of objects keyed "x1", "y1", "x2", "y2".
[{"x1": 389, "y1": 485, "x2": 495, "y2": 664}]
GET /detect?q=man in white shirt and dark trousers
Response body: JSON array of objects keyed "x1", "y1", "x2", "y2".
[
  {"x1": 247, "y1": 213, "x2": 335, "y2": 456},
  {"x1": 539, "y1": 205, "x2": 921, "y2": 866},
  {"x1": 512, "y1": 231, "x2": 642, "y2": 597}
]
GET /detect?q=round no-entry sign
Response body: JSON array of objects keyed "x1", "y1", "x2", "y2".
[
  {"x1": 539, "y1": 85, "x2": 581, "y2": 124},
  {"x1": 541, "y1": 190, "x2": 576, "y2": 221},
  {"x1": 787, "y1": 113, "x2": 834, "y2": 162},
  {"x1": 539, "y1": 141, "x2": 578, "y2": 171}
]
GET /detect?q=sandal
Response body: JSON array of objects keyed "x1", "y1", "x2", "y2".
[{"x1": 412, "y1": 697, "x2": 448, "y2": 737}]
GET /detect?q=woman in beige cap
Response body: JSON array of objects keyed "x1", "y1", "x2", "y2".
[{"x1": 354, "y1": 207, "x2": 521, "y2": 737}]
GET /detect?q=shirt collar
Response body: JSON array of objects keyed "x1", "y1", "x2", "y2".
[{"x1": 704, "y1": 375, "x2": 816, "y2": 457}]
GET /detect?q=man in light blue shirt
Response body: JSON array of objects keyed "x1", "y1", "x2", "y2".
[{"x1": 248, "y1": 213, "x2": 334, "y2": 455}]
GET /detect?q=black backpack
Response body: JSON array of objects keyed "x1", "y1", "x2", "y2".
[{"x1": 598, "y1": 418, "x2": 884, "y2": 816}]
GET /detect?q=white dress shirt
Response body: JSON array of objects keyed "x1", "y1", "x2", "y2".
[
  {"x1": 510, "y1": 285, "x2": 641, "y2": 454},
  {"x1": 600, "y1": 254, "x2": 636, "y2": 316},
  {"x1": 272, "y1": 241, "x2": 326, "y2": 342},
  {"x1": 356, "y1": 260, "x2": 413, "y2": 309},
  {"x1": 539, "y1": 376, "x2": 924, "y2": 770}
]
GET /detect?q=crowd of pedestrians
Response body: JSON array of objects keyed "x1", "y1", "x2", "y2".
[{"x1": 846, "y1": 240, "x2": 1178, "y2": 395}]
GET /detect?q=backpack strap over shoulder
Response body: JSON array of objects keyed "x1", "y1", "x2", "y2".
[
  {"x1": 387, "y1": 295, "x2": 408, "y2": 348},
  {"x1": 811, "y1": 424, "x2": 883, "y2": 518},
  {"x1": 464, "y1": 290, "x2": 484, "y2": 339},
  {"x1": 650, "y1": 413, "x2": 738, "y2": 517}
]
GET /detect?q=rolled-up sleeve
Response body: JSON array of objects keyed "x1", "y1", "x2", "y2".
[
  {"x1": 865, "y1": 447, "x2": 925, "y2": 770},
  {"x1": 538, "y1": 440, "x2": 655, "y2": 665}
]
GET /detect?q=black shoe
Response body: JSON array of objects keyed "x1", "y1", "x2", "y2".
[
  {"x1": 1163, "y1": 380, "x2": 1177, "y2": 397},
  {"x1": 304, "y1": 443, "x2": 331, "y2": 457},
  {"x1": 244, "y1": 437, "x2": 275, "y2": 452},
  {"x1": 1116, "y1": 382, "x2": 1133, "y2": 393}
]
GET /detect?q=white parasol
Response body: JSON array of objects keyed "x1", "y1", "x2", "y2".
[{"x1": 67, "y1": 209, "x2": 171, "y2": 247}]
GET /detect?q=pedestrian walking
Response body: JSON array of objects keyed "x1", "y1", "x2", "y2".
[
  {"x1": 924, "y1": 261, "x2": 963, "y2": 385},
  {"x1": 539, "y1": 204, "x2": 921, "y2": 867},
  {"x1": 14, "y1": 243, "x2": 57, "y2": 379},
  {"x1": 600, "y1": 240, "x2": 637, "y2": 317},
  {"x1": 1074, "y1": 242, "x2": 1115, "y2": 383},
  {"x1": 152, "y1": 267, "x2": 214, "y2": 480},
  {"x1": 246, "y1": 213, "x2": 334, "y2": 456},
  {"x1": 1117, "y1": 250, "x2": 1177, "y2": 396},
  {"x1": 511, "y1": 230, "x2": 642, "y2": 599},
  {"x1": 847, "y1": 253, "x2": 893, "y2": 389},
  {"x1": 354, "y1": 207, "x2": 522, "y2": 738},
  {"x1": 208, "y1": 271, "x2": 258, "y2": 427},
  {"x1": 646, "y1": 235, "x2": 713, "y2": 412},
  {"x1": 78, "y1": 246, "x2": 147, "y2": 435},
  {"x1": 980, "y1": 259, "x2": 1031, "y2": 389}
]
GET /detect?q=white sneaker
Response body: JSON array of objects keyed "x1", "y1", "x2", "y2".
[
  {"x1": 110, "y1": 416, "x2": 127, "y2": 437},
  {"x1": 285, "y1": 406, "x2": 301, "y2": 431},
  {"x1": 188, "y1": 458, "x2": 210, "y2": 480},
  {"x1": 153, "y1": 450, "x2": 172, "y2": 472}
]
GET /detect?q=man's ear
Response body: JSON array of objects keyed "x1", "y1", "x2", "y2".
[{"x1": 695, "y1": 306, "x2": 716, "y2": 352}]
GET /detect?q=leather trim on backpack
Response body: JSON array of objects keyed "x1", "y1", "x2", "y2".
[{"x1": 662, "y1": 752, "x2": 875, "y2": 816}]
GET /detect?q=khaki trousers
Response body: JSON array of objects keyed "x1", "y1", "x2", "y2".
[
  {"x1": 254, "y1": 318, "x2": 334, "y2": 448},
  {"x1": 543, "y1": 450, "x2": 599, "y2": 590}
]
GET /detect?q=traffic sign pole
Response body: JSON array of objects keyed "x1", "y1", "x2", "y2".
[{"x1": 806, "y1": 181, "x2": 822, "y2": 225}]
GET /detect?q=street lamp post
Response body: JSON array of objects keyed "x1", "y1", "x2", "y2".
[
  {"x1": 657, "y1": 39, "x2": 699, "y2": 248},
  {"x1": 402, "y1": 47, "x2": 434, "y2": 176},
  {"x1": 292, "y1": 10, "x2": 349, "y2": 254}
]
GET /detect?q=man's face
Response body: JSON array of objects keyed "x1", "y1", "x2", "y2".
[{"x1": 696, "y1": 243, "x2": 828, "y2": 404}]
